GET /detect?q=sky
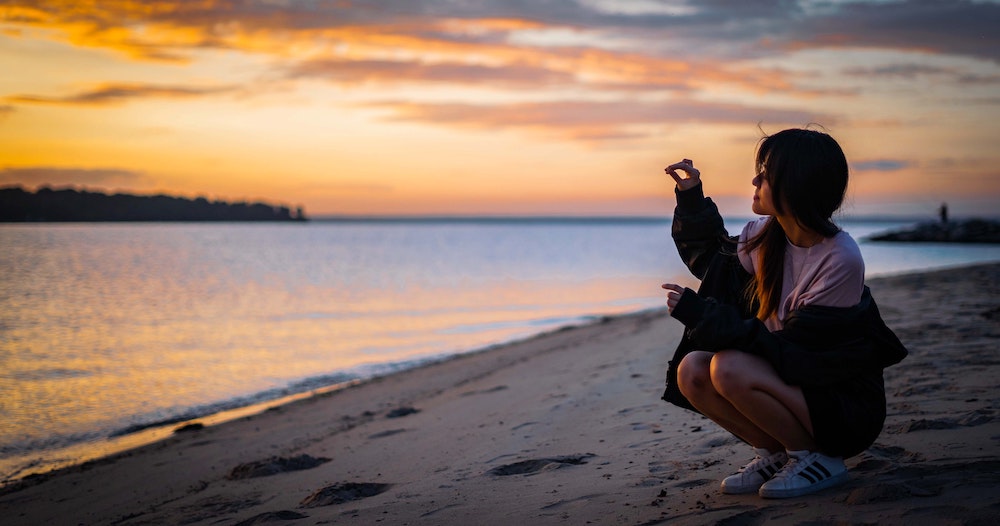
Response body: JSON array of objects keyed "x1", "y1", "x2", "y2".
[{"x1": 1, "y1": 0, "x2": 998, "y2": 218}]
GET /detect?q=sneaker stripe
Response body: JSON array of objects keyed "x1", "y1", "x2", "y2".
[
  {"x1": 804, "y1": 465, "x2": 829, "y2": 481},
  {"x1": 798, "y1": 470, "x2": 817, "y2": 484},
  {"x1": 812, "y1": 462, "x2": 832, "y2": 478},
  {"x1": 756, "y1": 464, "x2": 776, "y2": 480}
]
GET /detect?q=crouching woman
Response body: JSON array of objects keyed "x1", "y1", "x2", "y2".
[{"x1": 660, "y1": 129, "x2": 907, "y2": 499}]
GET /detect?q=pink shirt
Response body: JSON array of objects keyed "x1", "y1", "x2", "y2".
[{"x1": 737, "y1": 217, "x2": 865, "y2": 331}]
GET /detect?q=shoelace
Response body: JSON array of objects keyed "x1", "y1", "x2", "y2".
[
  {"x1": 737, "y1": 455, "x2": 765, "y2": 473},
  {"x1": 770, "y1": 457, "x2": 800, "y2": 480}
]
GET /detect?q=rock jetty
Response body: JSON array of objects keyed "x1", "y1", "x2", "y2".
[{"x1": 868, "y1": 219, "x2": 1000, "y2": 243}]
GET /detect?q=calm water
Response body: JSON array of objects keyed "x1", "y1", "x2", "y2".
[{"x1": 2, "y1": 219, "x2": 999, "y2": 481}]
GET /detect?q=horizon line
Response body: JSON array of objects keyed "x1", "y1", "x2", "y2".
[{"x1": 310, "y1": 213, "x2": 955, "y2": 224}]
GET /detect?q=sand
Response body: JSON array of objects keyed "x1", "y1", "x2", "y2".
[{"x1": 2, "y1": 263, "x2": 998, "y2": 525}]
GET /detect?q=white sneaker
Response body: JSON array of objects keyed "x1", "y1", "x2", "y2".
[
  {"x1": 720, "y1": 448, "x2": 788, "y2": 494},
  {"x1": 758, "y1": 450, "x2": 848, "y2": 499}
]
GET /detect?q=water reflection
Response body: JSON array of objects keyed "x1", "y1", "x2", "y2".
[{"x1": 0, "y1": 223, "x2": 677, "y2": 471}]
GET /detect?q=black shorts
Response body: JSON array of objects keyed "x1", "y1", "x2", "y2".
[{"x1": 803, "y1": 372, "x2": 887, "y2": 458}]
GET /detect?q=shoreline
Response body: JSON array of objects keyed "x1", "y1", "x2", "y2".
[
  {"x1": 0, "y1": 262, "x2": 984, "y2": 491},
  {"x1": 1, "y1": 260, "x2": 983, "y2": 488},
  {"x1": 0, "y1": 378, "x2": 364, "y2": 487},
  {"x1": 2, "y1": 259, "x2": 992, "y2": 486},
  {"x1": 0, "y1": 311, "x2": 634, "y2": 488},
  {"x1": 2, "y1": 262, "x2": 999, "y2": 524}
]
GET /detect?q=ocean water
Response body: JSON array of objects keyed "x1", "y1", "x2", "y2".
[{"x1": 2, "y1": 218, "x2": 998, "y2": 482}]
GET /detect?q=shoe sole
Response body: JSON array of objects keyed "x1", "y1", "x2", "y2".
[
  {"x1": 721, "y1": 483, "x2": 763, "y2": 495},
  {"x1": 758, "y1": 471, "x2": 849, "y2": 499}
]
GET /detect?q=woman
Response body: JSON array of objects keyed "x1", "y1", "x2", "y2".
[{"x1": 660, "y1": 128, "x2": 906, "y2": 499}]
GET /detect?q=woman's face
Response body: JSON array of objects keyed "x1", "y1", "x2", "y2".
[{"x1": 752, "y1": 171, "x2": 777, "y2": 216}]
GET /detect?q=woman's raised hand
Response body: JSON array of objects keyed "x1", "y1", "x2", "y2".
[
  {"x1": 661, "y1": 283, "x2": 685, "y2": 314},
  {"x1": 665, "y1": 158, "x2": 701, "y2": 191}
]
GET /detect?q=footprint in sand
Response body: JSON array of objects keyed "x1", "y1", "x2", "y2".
[
  {"x1": 487, "y1": 454, "x2": 595, "y2": 476},
  {"x1": 864, "y1": 444, "x2": 925, "y2": 463},
  {"x1": 233, "y1": 510, "x2": 309, "y2": 525},
  {"x1": 888, "y1": 409, "x2": 995, "y2": 434},
  {"x1": 174, "y1": 494, "x2": 262, "y2": 524},
  {"x1": 386, "y1": 406, "x2": 421, "y2": 418},
  {"x1": 300, "y1": 482, "x2": 393, "y2": 508},
  {"x1": 227, "y1": 454, "x2": 331, "y2": 480},
  {"x1": 368, "y1": 428, "x2": 407, "y2": 439},
  {"x1": 461, "y1": 385, "x2": 510, "y2": 397},
  {"x1": 674, "y1": 478, "x2": 714, "y2": 489}
]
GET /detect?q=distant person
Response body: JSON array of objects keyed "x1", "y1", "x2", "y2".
[
  {"x1": 939, "y1": 202, "x2": 948, "y2": 224},
  {"x1": 659, "y1": 129, "x2": 907, "y2": 499}
]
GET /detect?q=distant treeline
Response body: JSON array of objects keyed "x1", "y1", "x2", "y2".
[{"x1": 0, "y1": 186, "x2": 306, "y2": 222}]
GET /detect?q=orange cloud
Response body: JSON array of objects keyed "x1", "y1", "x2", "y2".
[
  {"x1": 2, "y1": 1, "x2": 828, "y2": 99},
  {"x1": 368, "y1": 98, "x2": 826, "y2": 142},
  {"x1": 6, "y1": 82, "x2": 235, "y2": 106},
  {"x1": 8, "y1": 1, "x2": 997, "y2": 67},
  {"x1": 1, "y1": 2, "x2": 218, "y2": 61},
  {"x1": 286, "y1": 57, "x2": 578, "y2": 88}
]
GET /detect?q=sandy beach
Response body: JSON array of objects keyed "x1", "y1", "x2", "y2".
[{"x1": 2, "y1": 262, "x2": 998, "y2": 525}]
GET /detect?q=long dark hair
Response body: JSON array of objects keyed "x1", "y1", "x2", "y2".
[{"x1": 743, "y1": 128, "x2": 849, "y2": 321}]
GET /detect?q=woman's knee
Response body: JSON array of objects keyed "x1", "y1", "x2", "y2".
[
  {"x1": 709, "y1": 351, "x2": 756, "y2": 398},
  {"x1": 676, "y1": 351, "x2": 714, "y2": 396}
]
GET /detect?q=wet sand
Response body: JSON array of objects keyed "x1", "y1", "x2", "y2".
[{"x1": 2, "y1": 263, "x2": 998, "y2": 525}]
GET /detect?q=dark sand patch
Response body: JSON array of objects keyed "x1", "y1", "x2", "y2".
[
  {"x1": 461, "y1": 385, "x2": 509, "y2": 396},
  {"x1": 227, "y1": 454, "x2": 331, "y2": 480},
  {"x1": 487, "y1": 454, "x2": 595, "y2": 476},
  {"x1": 386, "y1": 407, "x2": 420, "y2": 418},
  {"x1": 175, "y1": 494, "x2": 262, "y2": 524},
  {"x1": 232, "y1": 510, "x2": 309, "y2": 525},
  {"x1": 368, "y1": 429, "x2": 406, "y2": 439},
  {"x1": 299, "y1": 482, "x2": 392, "y2": 508}
]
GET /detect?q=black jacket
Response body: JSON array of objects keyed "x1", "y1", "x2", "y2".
[{"x1": 662, "y1": 184, "x2": 907, "y2": 410}]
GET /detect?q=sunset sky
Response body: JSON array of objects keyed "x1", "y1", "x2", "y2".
[{"x1": 1, "y1": 1, "x2": 998, "y2": 217}]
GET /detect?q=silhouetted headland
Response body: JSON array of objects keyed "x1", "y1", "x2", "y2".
[
  {"x1": 0, "y1": 186, "x2": 306, "y2": 222},
  {"x1": 869, "y1": 218, "x2": 1000, "y2": 243}
]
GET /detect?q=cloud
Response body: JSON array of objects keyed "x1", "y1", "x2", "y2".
[
  {"x1": 6, "y1": 82, "x2": 234, "y2": 106},
  {"x1": 0, "y1": 167, "x2": 152, "y2": 188},
  {"x1": 773, "y1": 0, "x2": 1000, "y2": 62},
  {"x1": 0, "y1": 105, "x2": 14, "y2": 119},
  {"x1": 844, "y1": 64, "x2": 955, "y2": 79},
  {"x1": 7, "y1": 1, "x2": 997, "y2": 64},
  {"x1": 4, "y1": 2, "x2": 992, "y2": 122},
  {"x1": 283, "y1": 48, "x2": 840, "y2": 97},
  {"x1": 3, "y1": 1, "x2": 995, "y2": 142},
  {"x1": 285, "y1": 57, "x2": 578, "y2": 88},
  {"x1": 284, "y1": 53, "x2": 708, "y2": 94},
  {"x1": 366, "y1": 98, "x2": 827, "y2": 141},
  {"x1": 843, "y1": 63, "x2": 1000, "y2": 85}
]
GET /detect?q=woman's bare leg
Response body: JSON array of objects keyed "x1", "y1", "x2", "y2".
[
  {"x1": 676, "y1": 351, "x2": 784, "y2": 451},
  {"x1": 678, "y1": 350, "x2": 816, "y2": 451},
  {"x1": 709, "y1": 350, "x2": 817, "y2": 451}
]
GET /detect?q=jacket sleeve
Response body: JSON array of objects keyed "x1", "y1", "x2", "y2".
[
  {"x1": 670, "y1": 288, "x2": 883, "y2": 386},
  {"x1": 672, "y1": 183, "x2": 735, "y2": 279}
]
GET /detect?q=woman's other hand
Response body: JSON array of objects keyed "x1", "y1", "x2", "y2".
[
  {"x1": 661, "y1": 283, "x2": 685, "y2": 314},
  {"x1": 665, "y1": 158, "x2": 701, "y2": 191}
]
